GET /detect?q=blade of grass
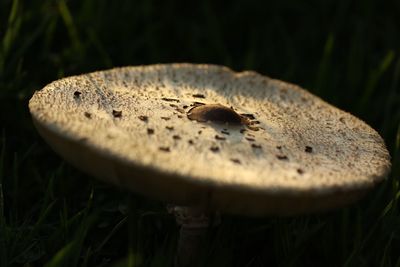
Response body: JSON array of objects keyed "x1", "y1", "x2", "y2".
[
  {"x1": 1, "y1": 0, "x2": 22, "y2": 73},
  {"x1": 27, "y1": 201, "x2": 57, "y2": 241},
  {"x1": 12, "y1": 152, "x2": 18, "y2": 223},
  {"x1": 0, "y1": 131, "x2": 6, "y2": 267},
  {"x1": 346, "y1": 24, "x2": 365, "y2": 94},
  {"x1": 45, "y1": 189, "x2": 96, "y2": 267},
  {"x1": 57, "y1": 0, "x2": 83, "y2": 55},
  {"x1": 44, "y1": 241, "x2": 76, "y2": 267},
  {"x1": 379, "y1": 233, "x2": 393, "y2": 267},
  {"x1": 8, "y1": 200, "x2": 57, "y2": 264},
  {"x1": 128, "y1": 196, "x2": 138, "y2": 267},
  {"x1": 390, "y1": 124, "x2": 400, "y2": 214},
  {"x1": 86, "y1": 28, "x2": 113, "y2": 68},
  {"x1": 69, "y1": 189, "x2": 95, "y2": 267},
  {"x1": 9, "y1": 240, "x2": 39, "y2": 265},
  {"x1": 243, "y1": 29, "x2": 257, "y2": 70},
  {"x1": 395, "y1": 254, "x2": 400, "y2": 267},
  {"x1": 17, "y1": 143, "x2": 37, "y2": 165},
  {"x1": 9, "y1": 166, "x2": 59, "y2": 264},
  {"x1": 201, "y1": 1, "x2": 232, "y2": 66},
  {"x1": 396, "y1": 123, "x2": 400, "y2": 157},
  {"x1": 314, "y1": 33, "x2": 335, "y2": 94},
  {"x1": 358, "y1": 50, "x2": 395, "y2": 111},
  {"x1": 341, "y1": 209, "x2": 349, "y2": 261},
  {"x1": 81, "y1": 246, "x2": 91, "y2": 267},
  {"x1": 0, "y1": 183, "x2": 6, "y2": 267},
  {"x1": 382, "y1": 57, "x2": 400, "y2": 136},
  {"x1": 6, "y1": 14, "x2": 50, "y2": 83},
  {"x1": 344, "y1": 188, "x2": 400, "y2": 266},
  {"x1": 272, "y1": 14, "x2": 296, "y2": 80},
  {"x1": 93, "y1": 216, "x2": 127, "y2": 254},
  {"x1": 0, "y1": 129, "x2": 5, "y2": 193},
  {"x1": 150, "y1": 230, "x2": 175, "y2": 267}
]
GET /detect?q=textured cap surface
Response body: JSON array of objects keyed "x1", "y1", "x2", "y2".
[{"x1": 29, "y1": 64, "x2": 391, "y2": 215}]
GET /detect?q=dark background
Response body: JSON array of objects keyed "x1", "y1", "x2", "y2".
[{"x1": 0, "y1": 0, "x2": 399, "y2": 266}]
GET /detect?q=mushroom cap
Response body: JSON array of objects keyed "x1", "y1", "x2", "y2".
[{"x1": 29, "y1": 64, "x2": 391, "y2": 216}]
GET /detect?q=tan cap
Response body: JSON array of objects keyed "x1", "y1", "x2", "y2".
[{"x1": 29, "y1": 64, "x2": 391, "y2": 216}]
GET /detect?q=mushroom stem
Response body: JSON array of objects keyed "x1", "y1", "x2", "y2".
[{"x1": 168, "y1": 205, "x2": 220, "y2": 267}]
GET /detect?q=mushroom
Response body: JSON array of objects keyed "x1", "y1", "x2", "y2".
[{"x1": 29, "y1": 64, "x2": 391, "y2": 266}]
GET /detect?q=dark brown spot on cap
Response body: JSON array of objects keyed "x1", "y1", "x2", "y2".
[
  {"x1": 246, "y1": 137, "x2": 255, "y2": 142},
  {"x1": 230, "y1": 158, "x2": 241, "y2": 164},
  {"x1": 147, "y1": 128, "x2": 154, "y2": 135},
  {"x1": 210, "y1": 146, "x2": 220, "y2": 152},
  {"x1": 198, "y1": 130, "x2": 202, "y2": 134},
  {"x1": 74, "y1": 91, "x2": 82, "y2": 98},
  {"x1": 173, "y1": 135, "x2": 181, "y2": 140},
  {"x1": 276, "y1": 146, "x2": 282, "y2": 150},
  {"x1": 276, "y1": 155, "x2": 288, "y2": 160},
  {"x1": 191, "y1": 102, "x2": 205, "y2": 107},
  {"x1": 175, "y1": 108, "x2": 185, "y2": 114},
  {"x1": 221, "y1": 130, "x2": 230, "y2": 135},
  {"x1": 138, "y1": 115, "x2": 148, "y2": 122},
  {"x1": 247, "y1": 125, "x2": 260, "y2": 131},
  {"x1": 113, "y1": 110, "x2": 122, "y2": 118},
  {"x1": 215, "y1": 135, "x2": 226, "y2": 141},
  {"x1": 192, "y1": 93, "x2": 206, "y2": 98},
  {"x1": 169, "y1": 104, "x2": 178, "y2": 108},
  {"x1": 188, "y1": 139, "x2": 194, "y2": 145},
  {"x1": 177, "y1": 115, "x2": 183, "y2": 118},
  {"x1": 166, "y1": 126, "x2": 174, "y2": 131},
  {"x1": 183, "y1": 105, "x2": 189, "y2": 109},
  {"x1": 251, "y1": 144, "x2": 262, "y2": 149},
  {"x1": 161, "y1": 116, "x2": 170, "y2": 121},
  {"x1": 240, "y1": 113, "x2": 255, "y2": 120},
  {"x1": 161, "y1": 97, "x2": 180, "y2": 102},
  {"x1": 187, "y1": 104, "x2": 243, "y2": 124},
  {"x1": 305, "y1": 146, "x2": 313, "y2": 153},
  {"x1": 159, "y1": 146, "x2": 170, "y2": 152},
  {"x1": 84, "y1": 112, "x2": 92, "y2": 119},
  {"x1": 347, "y1": 162, "x2": 354, "y2": 167},
  {"x1": 297, "y1": 168, "x2": 305, "y2": 175}
]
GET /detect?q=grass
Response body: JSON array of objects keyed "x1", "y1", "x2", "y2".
[{"x1": 0, "y1": 0, "x2": 399, "y2": 266}]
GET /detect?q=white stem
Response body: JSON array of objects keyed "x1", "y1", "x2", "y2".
[{"x1": 168, "y1": 205, "x2": 220, "y2": 267}]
